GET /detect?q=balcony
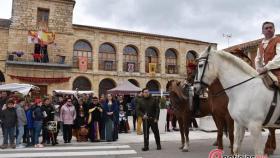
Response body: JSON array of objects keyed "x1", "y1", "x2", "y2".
[
  {"x1": 6, "y1": 52, "x2": 72, "y2": 68},
  {"x1": 165, "y1": 65, "x2": 179, "y2": 74},
  {"x1": 145, "y1": 63, "x2": 161, "y2": 73},
  {"x1": 98, "y1": 60, "x2": 117, "y2": 71},
  {"x1": 123, "y1": 62, "x2": 140, "y2": 72}
]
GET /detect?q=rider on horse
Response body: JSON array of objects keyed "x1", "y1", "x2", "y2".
[{"x1": 255, "y1": 22, "x2": 280, "y2": 85}]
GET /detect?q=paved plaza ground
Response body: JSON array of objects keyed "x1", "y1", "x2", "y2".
[{"x1": 0, "y1": 127, "x2": 280, "y2": 158}]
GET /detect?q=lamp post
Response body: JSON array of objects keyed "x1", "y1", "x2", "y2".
[{"x1": 223, "y1": 33, "x2": 232, "y2": 47}]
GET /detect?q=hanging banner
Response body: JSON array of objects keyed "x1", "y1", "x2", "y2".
[
  {"x1": 38, "y1": 31, "x2": 55, "y2": 45},
  {"x1": 149, "y1": 63, "x2": 157, "y2": 74},
  {"x1": 27, "y1": 30, "x2": 55, "y2": 45},
  {"x1": 79, "y1": 57, "x2": 88, "y2": 72},
  {"x1": 127, "y1": 63, "x2": 135, "y2": 72},
  {"x1": 28, "y1": 31, "x2": 39, "y2": 44}
]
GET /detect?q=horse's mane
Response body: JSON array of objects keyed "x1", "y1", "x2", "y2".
[{"x1": 215, "y1": 50, "x2": 258, "y2": 76}]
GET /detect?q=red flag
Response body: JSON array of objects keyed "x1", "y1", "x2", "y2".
[{"x1": 79, "y1": 57, "x2": 88, "y2": 72}]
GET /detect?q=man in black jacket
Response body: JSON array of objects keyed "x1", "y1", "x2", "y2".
[
  {"x1": 137, "y1": 88, "x2": 161, "y2": 151},
  {"x1": 0, "y1": 99, "x2": 17, "y2": 149}
]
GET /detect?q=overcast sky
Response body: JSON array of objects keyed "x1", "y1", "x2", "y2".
[{"x1": 0, "y1": 0, "x2": 280, "y2": 49}]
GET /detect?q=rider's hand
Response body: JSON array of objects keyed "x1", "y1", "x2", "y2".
[{"x1": 257, "y1": 67, "x2": 267, "y2": 74}]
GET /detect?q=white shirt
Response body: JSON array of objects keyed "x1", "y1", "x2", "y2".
[{"x1": 255, "y1": 36, "x2": 280, "y2": 70}]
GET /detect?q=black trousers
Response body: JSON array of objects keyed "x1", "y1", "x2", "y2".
[
  {"x1": 142, "y1": 118, "x2": 161, "y2": 148},
  {"x1": 42, "y1": 125, "x2": 50, "y2": 143},
  {"x1": 132, "y1": 113, "x2": 137, "y2": 130},
  {"x1": 63, "y1": 124, "x2": 73, "y2": 142},
  {"x1": 193, "y1": 94, "x2": 200, "y2": 113},
  {"x1": 171, "y1": 115, "x2": 177, "y2": 128},
  {"x1": 190, "y1": 118, "x2": 198, "y2": 128}
]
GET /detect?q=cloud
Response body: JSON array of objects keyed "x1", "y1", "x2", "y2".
[{"x1": 74, "y1": 0, "x2": 280, "y2": 49}]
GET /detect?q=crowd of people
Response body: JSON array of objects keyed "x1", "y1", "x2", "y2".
[{"x1": 0, "y1": 91, "x2": 146, "y2": 149}]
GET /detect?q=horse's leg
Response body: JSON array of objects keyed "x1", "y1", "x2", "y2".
[
  {"x1": 182, "y1": 118, "x2": 190, "y2": 152},
  {"x1": 226, "y1": 115, "x2": 234, "y2": 154},
  {"x1": 248, "y1": 122, "x2": 264, "y2": 156},
  {"x1": 178, "y1": 117, "x2": 185, "y2": 150},
  {"x1": 233, "y1": 122, "x2": 245, "y2": 155},
  {"x1": 264, "y1": 128, "x2": 276, "y2": 155},
  {"x1": 212, "y1": 115, "x2": 223, "y2": 150}
]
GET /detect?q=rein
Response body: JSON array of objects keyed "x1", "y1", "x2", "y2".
[{"x1": 213, "y1": 74, "x2": 263, "y2": 96}]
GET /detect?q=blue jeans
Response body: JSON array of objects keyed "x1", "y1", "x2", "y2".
[
  {"x1": 33, "y1": 121, "x2": 42, "y2": 144},
  {"x1": 16, "y1": 126, "x2": 24, "y2": 145},
  {"x1": 3, "y1": 127, "x2": 16, "y2": 145}
]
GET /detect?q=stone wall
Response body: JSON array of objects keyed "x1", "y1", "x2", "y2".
[
  {"x1": 0, "y1": 28, "x2": 9, "y2": 73},
  {"x1": 10, "y1": 0, "x2": 75, "y2": 33}
]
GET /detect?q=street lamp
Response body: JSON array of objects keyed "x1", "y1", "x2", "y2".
[{"x1": 223, "y1": 33, "x2": 232, "y2": 47}]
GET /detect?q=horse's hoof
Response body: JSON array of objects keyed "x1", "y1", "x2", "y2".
[
  {"x1": 264, "y1": 149, "x2": 274, "y2": 155},
  {"x1": 182, "y1": 148, "x2": 189, "y2": 152}
]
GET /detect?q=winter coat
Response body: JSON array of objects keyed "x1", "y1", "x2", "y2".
[{"x1": 60, "y1": 104, "x2": 76, "y2": 125}]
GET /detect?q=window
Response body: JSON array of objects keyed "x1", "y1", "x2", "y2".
[
  {"x1": 99, "y1": 43, "x2": 117, "y2": 71},
  {"x1": 165, "y1": 49, "x2": 178, "y2": 74},
  {"x1": 123, "y1": 45, "x2": 138, "y2": 72},
  {"x1": 73, "y1": 40, "x2": 93, "y2": 69},
  {"x1": 186, "y1": 50, "x2": 198, "y2": 75},
  {"x1": 145, "y1": 47, "x2": 159, "y2": 73},
  {"x1": 37, "y1": 8, "x2": 49, "y2": 28}
]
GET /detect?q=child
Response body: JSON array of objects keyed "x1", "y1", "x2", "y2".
[
  {"x1": 0, "y1": 99, "x2": 17, "y2": 149},
  {"x1": 119, "y1": 105, "x2": 128, "y2": 133}
]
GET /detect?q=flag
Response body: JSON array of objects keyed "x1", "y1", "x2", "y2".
[
  {"x1": 38, "y1": 31, "x2": 55, "y2": 45},
  {"x1": 79, "y1": 57, "x2": 88, "y2": 72}
]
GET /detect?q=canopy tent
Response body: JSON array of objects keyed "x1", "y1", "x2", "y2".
[
  {"x1": 53, "y1": 90, "x2": 94, "y2": 95},
  {"x1": 0, "y1": 83, "x2": 40, "y2": 95},
  {"x1": 107, "y1": 80, "x2": 142, "y2": 95}
]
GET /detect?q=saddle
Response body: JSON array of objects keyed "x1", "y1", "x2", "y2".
[{"x1": 262, "y1": 72, "x2": 280, "y2": 90}]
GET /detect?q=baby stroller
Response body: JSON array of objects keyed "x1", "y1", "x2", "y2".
[{"x1": 119, "y1": 112, "x2": 129, "y2": 133}]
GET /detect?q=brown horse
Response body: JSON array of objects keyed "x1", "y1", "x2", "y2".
[{"x1": 168, "y1": 79, "x2": 234, "y2": 153}]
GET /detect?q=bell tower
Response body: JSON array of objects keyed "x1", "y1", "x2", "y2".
[{"x1": 10, "y1": 0, "x2": 75, "y2": 33}]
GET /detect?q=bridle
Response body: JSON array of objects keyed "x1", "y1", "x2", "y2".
[{"x1": 194, "y1": 54, "x2": 210, "y2": 88}]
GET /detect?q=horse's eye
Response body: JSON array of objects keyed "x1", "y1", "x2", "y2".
[{"x1": 199, "y1": 64, "x2": 203, "y2": 68}]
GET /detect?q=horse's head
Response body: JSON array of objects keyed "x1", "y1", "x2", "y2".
[
  {"x1": 194, "y1": 45, "x2": 218, "y2": 94},
  {"x1": 167, "y1": 80, "x2": 181, "y2": 92}
]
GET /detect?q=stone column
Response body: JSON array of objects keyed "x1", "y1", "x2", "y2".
[
  {"x1": 139, "y1": 38, "x2": 146, "y2": 73},
  {"x1": 93, "y1": 33, "x2": 99, "y2": 73},
  {"x1": 117, "y1": 43, "x2": 124, "y2": 72},
  {"x1": 159, "y1": 41, "x2": 166, "y2": 74},
  {"x1": 179, "y1": 44, "x2": 186, "y2": 75}
]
